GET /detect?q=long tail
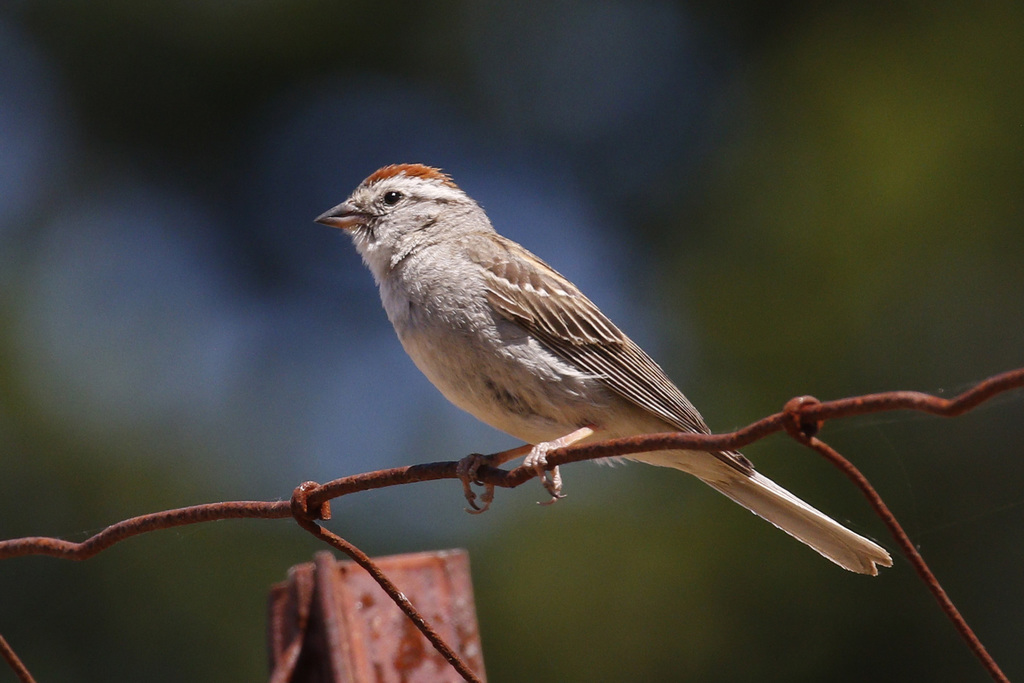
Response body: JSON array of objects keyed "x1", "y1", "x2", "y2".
[{"x1": 700, "y1": 464, "x2": 892, "y2": 575}]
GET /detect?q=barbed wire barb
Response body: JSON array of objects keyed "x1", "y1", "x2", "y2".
[{"x1": 290, "y1": 482, "x2": 484, "y2": 683}]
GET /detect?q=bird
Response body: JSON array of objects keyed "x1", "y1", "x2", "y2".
[{"x1": 315, "y1": 163, "x2": 892, "y2": 575}]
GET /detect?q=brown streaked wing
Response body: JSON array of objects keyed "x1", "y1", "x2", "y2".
[{"x1": 478, "y1": 235, "x2": 711, "y2": 437}]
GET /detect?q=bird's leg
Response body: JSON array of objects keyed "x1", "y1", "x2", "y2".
[
  {"x1": 524, "y1": 426, "x2": 595, "y2": 504},
  {"x1": 457, "y1": 444, "x2": 532, "y2": 514}
]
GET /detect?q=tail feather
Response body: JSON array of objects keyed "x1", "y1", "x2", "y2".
[{"x1": 701, "y1": 467, "x2": 892, "y2": 575}]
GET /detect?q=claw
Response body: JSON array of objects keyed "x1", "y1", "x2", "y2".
[
  {"x1": 524, "y1": 426, "x2": 595, "y2": 505},
  {"x1": 525, "y1": 444, "x2": 566, "y2": 504},
  {"x1": 472, "y1": 483, "x2": 495, "y2": 514},
  {"x1": 457, "y1": 453, "x2": 494, "y2": 514},
  {"x1": 536, "y1": 465, "x2": 565, "y2": 505},
  {"x1": 524, "y1": 442, "x2": 556, "y2": 502}
]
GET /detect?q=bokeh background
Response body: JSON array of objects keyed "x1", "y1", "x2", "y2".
[{"x1": 1, "y1": 1, "x2": 1022, "y2": 680}]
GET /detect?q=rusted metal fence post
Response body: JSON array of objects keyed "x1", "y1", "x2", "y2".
[{"x1": 268, "y1": 549, "x2": 486, "y2": 683}]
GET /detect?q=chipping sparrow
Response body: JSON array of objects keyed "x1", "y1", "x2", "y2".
[{"x1": 316, "y1": 164, "x2": 892, "y2": 575}]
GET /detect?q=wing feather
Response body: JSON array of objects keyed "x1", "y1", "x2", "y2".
[{"x1": 478, "y1": 236, "x2": 710, "y2": 436}]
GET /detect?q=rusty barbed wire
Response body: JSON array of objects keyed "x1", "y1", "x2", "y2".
[
  {"x1": 780, "y1": 397, "x2": 1008, "y2": 683},
  {"x1": 290, "y1": 484, "x2": 485, "y2": 683},
  {"x1": 0, "y1": 500, "x2": 292, "y2": 561},
  {"x1": 1, "y1": 367, "x2": 1022, "y2": 682},
  {"x1": 0, "y1": 634, "x2": 37, "y2": 683}
]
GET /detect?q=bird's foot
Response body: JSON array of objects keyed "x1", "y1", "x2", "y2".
[
  {"x1": 524, "y1": 443, "x2": 565, "y2": 504},
  {"x1": 524, "y1": 426, "x2": 596, "y2": 505},
  {"x1": 457, "y1": 453, "x2": 495, "y2": 514},
  {"x1": 456, "y1": 444, "x2": 532, "y2": 514}
]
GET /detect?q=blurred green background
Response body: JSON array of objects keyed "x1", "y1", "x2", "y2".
[{"x1": 1, "y1": 1, "x2": 1022, "y2": 681}]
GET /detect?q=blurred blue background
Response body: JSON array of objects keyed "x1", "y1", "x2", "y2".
[{"x1": 1, "y1": 1, "x2": 1022, "y2": 680}]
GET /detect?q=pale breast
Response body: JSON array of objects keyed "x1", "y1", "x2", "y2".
[
  {"x1": 391, "y1": 307, "x2": 608, "y2": 445},
  {"x1": 375, "y1": 244, "x2": 614, "y2": 443}
]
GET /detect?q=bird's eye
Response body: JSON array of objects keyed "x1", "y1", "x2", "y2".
[{"x1": 382, "y1": 191, "x2": 403, "y2": 206}]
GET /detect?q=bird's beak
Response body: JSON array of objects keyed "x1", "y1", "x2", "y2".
[{"x1": 315, "y1": 201, "x2": 367, "y2": 230}]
